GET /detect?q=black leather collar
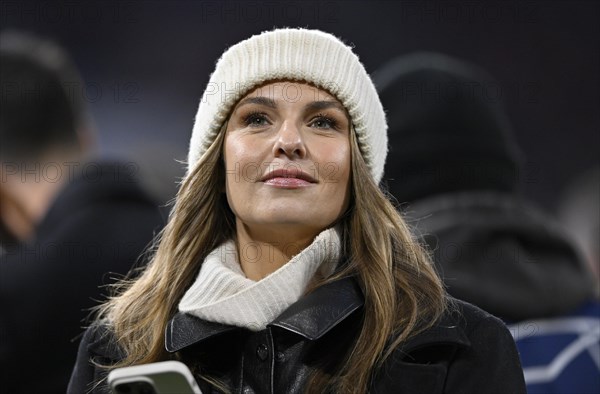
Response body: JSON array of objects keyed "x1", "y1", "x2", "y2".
[
  {"x1": 165, "y1": 277, "x2": 471, "y2": 354},
  {"x1": 269, "y1": 276, "x2": 364, "y2": 340},
  {"x1": 165, "y1": 314, "x2": 239, "y2": 352},
  {"x1": 165, "y1": 276, "x2": 364, "y2": 352}
]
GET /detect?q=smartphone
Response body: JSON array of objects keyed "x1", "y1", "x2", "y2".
[{"x1": 107, "y1": 360, "x2": 203, "y2": 394}]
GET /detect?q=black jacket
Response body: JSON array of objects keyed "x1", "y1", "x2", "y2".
[
  {"x1": 0, "y1": 161, "x2": 164, "y2": 393},
  {"x1": 68, "y1": 277, "x2": 526, "y2": 393}
]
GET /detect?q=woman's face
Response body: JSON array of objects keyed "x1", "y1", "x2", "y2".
[{"x1": 224, "y1": 81, "x2": 352, "y2": 239}]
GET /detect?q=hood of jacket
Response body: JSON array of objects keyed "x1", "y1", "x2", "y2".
[{"x1": 405, "y1": 191, "x2": 596, "y2": 321}]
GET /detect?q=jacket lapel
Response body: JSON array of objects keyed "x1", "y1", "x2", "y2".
[
  {"x1": 165, "y1": 276, "x2": 364, "y2": 352},
  {"x1": 165, "y1": 313, "x2": 239, "y2": 352},
  {"x1": 269, "y1": 276, "x2": 364, "y2": 340},
  {"x1": 165, "y1": 277, "x2": 470, "y2": 355}
]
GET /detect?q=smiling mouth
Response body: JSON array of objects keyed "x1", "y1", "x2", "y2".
[
  {"x1": 260, "y1": 168, "x2": 317, "y2": 188},
  {"x1": 263, "y1": 177, "x2": 314, "y2": 188}
]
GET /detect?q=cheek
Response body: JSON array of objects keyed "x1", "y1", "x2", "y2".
[
  {"x1": 224, "y1": 136, "x2": 265, "y2": 179},
  {"x1": 224, "y1": 137, "x2": 241, "y2": 171},
  {"x1": 330, "y1": 143, "x2": 352, "y2": 209},
  {"x1": 223, "y1": 137, "x2": 242, "y2": 212},
  {"x1": 319, "y1": 143, "x2": 351, "y2": 183},
  {"x1": 224, "y1": 137, "x2": 247, "y2": 181}
]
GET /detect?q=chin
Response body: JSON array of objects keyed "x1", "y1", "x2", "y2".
[{"x1": 254, "y1": 213, "x2": 330, "y2": 230}]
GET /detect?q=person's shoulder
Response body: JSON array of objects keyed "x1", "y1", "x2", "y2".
[
  {"x1": 376, "y1": 297, "x2": 526, "y2": 392},
  {"x1": 446, "y1": 296, "x2": 505, "y2": 326},
  {"x1": 392, "y1": 297, "x2": 503, "y2": 355},
  {"x1": 442, "y1": 297, "x2": 515, "y2": 344},
  {"x1": 81, "y1": 320, "x2": 124, "y2": 362}
]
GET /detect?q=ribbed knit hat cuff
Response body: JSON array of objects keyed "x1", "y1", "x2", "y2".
[{"x1": 187, "y1": 28, "x2": 388, "y2": 183}]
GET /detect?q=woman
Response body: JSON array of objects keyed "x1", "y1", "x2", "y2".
[{"x1": 68, "y1": 29, "x2": 525, "y2": 393}]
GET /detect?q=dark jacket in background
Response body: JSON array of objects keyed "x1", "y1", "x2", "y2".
[
  {"x1": 375, "y1": 53, "x2": 599, "y2": 393},
  {"x1": 0, "y1": 161, "x2": 164, "y2": 393},
  {"x1": 68, "y1": 277, "x2": 526, "y2": 394},
  {"x1": 406, "y1": 191, "x2": 595, "y2": 322}
]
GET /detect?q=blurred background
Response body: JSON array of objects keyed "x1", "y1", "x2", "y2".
[{"x1": 1, "y1": 0, "x2": 598, "y2": 211}]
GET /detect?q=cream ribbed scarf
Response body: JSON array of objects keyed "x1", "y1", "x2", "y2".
[{"x1": 178, "y1": 227, "x2": 342, "y2": 331}]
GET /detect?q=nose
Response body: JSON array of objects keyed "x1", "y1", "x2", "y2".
[{"x1": 272, "y1": 120, "x2": 306, "y2": 159}]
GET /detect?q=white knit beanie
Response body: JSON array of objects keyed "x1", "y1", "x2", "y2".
[{"x1": 188, "y1": 28, "x2": 388, "y2": 183}]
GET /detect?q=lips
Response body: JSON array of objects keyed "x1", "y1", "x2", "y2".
[{"x1": 260, "y1": 168, "x2": 317, "y2": 188}]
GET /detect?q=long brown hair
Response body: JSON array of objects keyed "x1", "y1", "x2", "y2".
[{"x1": 97, "y1": 123, "x2": 446, "y2": 393}]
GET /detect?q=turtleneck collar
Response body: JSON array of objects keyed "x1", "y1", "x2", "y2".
[{"x1": 178, "y1": 226, "x2": 342, "y2": 331}]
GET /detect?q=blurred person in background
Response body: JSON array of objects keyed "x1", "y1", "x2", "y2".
[
  {"x1": 0, "y1": 31, "x2": 164, "y2": 393},
  {"x1": 375, "y1": 52, "x2": 599, "y2": 393}
]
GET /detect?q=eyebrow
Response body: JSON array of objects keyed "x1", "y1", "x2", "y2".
[
  {"x1": 236, "y1": 96, "x2": 277, "y2": 109},
  {"x1": 237, "y1": 97, "x2": 346, "y2": 113},
  {"x1": 305, "y1": 100, "x2": 346, "y2": 113},
  {"x1": 308, "y1": 101, "x2": 351, "y2": 128}
]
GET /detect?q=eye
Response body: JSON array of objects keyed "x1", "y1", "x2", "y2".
[
  {"x1": 243, "y1": 112, "x2": 270, "y2": 127},
  {"x1": 309, "y1": 114, "x2": 338, "y2": 130}
]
